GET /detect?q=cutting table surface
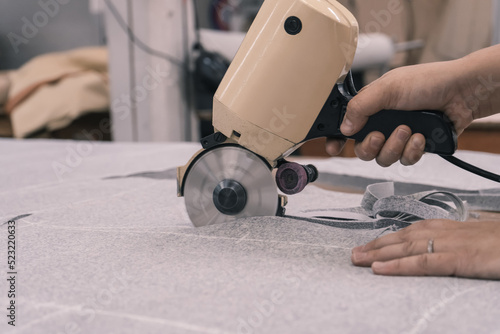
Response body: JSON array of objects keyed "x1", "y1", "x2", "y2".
[{"x1": 1, "y1": 139, "x2": 499, "y2": 334}]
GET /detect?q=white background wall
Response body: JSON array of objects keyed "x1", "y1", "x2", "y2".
[{"x1": 105, "y1": 0, "x2": 198, "y2": 142}]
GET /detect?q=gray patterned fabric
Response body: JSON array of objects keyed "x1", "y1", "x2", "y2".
[
  {"x1": 1, "y1": 139, "x2": 499, "y2": 334},
  {"x1": 293, "y1": 182, "x2": 468, "y2": 228}
]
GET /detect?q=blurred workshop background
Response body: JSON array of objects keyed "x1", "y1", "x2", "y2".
[{"x1": 0, "y1": 0, "x2": 499, "y2": 155}]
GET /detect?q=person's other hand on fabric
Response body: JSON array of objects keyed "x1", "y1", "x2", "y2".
[
  {"x1": 326, "y1": 45, "x2": 500, "y2": 167},
  {"x1": 351, "y1": 220, "x2": 500, "y2": 280}
]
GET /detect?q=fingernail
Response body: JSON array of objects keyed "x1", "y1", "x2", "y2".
[
  {"x1": 352, "y1": 245, "x2": 365, "y2": 253},
  {"x1": 397, "y1": 128, "x2": 411, "y2": 141},
  {"x1": 326, "y1": 144, "x2": 337, "y2": 156},
  {"x1": 353, "y1": 252, "x2": 366, "y2": 262},
  {"x1": 412, "y1": 136, "x2": 425, "y2": 149},
  {"x1": 372, "y1": 262, "x2": 386, "y2": 271},
  {"x1": 341, "y1": 118, "x2": 354, "y2": 135},
  {"x1": 370, "y1": 136, "x2": 384, "y2": 149}
]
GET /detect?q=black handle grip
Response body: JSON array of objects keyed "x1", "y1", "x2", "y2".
[
  {"x1": 347, "y1": 109, "x2": 457, "y2": 156},
  {"x1": 304, "y1": 83, "x2": 458, "y2": 156}
]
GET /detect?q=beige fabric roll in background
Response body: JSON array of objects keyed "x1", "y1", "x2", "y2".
[
  {"x1": 0, "y1": 72, "x2": 10, "y2": 107},
  {"x1": 5, "y1": 47, "x2": 109, "y2": 138}
]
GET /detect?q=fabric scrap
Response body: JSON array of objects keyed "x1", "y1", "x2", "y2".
[{"x1": 290, "y1": 182, "x2": 467, "y2": 229}]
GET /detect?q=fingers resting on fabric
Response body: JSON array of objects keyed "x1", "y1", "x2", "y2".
[{"x1": 352, "y1": 220, "x2": 500, "y2": 280}]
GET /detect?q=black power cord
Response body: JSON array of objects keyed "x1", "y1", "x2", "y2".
[
  {"x1": 440, "y1": 155, "x2": 500, "y2": 183},
  {"x1": 103, "y1": 0, "x2": 184, "y2": 68}
]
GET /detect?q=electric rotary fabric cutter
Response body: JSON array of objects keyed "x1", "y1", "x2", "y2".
[{"x1": 177, "y1": 0, "x2": 459, "y2": 227}]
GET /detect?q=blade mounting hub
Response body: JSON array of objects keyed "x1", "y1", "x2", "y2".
[{"x1": 213, "y1": 179, "x2": 247, "y2": 215}]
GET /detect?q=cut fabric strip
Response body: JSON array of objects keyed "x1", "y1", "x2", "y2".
[
  {"x1": 365, "y1": 183, "x2": 467, "y2": 222},
  {"x1": 317, "y1": 171, "x2": 500, "y2": 212},
  {"x1": 288, "y1": 182, "x2": 467, "y2": 229}
]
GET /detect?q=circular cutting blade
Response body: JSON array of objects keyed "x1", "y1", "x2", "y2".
[{"x1": 183, "y1": 145, "x2": 279, "y2": 227}]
